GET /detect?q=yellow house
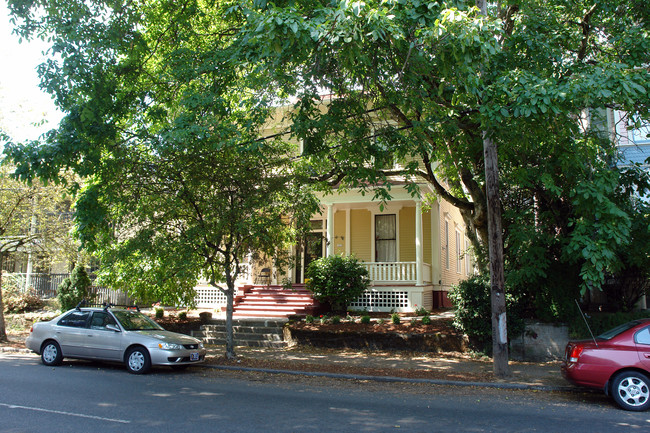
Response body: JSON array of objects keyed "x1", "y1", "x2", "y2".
[
  {"x1": 194, "y1": 102, "x2": 475, "y2": 314},
  {"x1": 276, "y1": 182, "x2": 473, "y2": 312}
]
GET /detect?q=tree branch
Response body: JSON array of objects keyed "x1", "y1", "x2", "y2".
[{"x1": 578, "y1": 4, "x2": 598, "y2": 61}]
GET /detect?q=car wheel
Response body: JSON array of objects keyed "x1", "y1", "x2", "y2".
[
  {"x1": 611, "y1": 371, "x2": 650, "y2": 411},
  {"x1": 40, "y1": 340, "x2": 63, "y2": 366},
  {"x1": 125, "y1": 346, "x2": 151, "y2": 374}
]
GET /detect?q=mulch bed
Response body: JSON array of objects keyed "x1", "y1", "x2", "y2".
[
  {"x1": 288, "y1": 317, "x2": 456, "y2": 335},
  {"x1": 206, "y1": 352, "x2": 493, "y2": 382}
]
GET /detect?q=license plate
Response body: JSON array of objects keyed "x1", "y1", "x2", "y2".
[{"x1": 190, "y1": 352, "x2": 199, "y2": 361}]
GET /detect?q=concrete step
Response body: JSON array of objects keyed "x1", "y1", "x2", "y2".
[
  {"x1": 197, "y1": 331, "x2": 283, "y2": 343},
  {"x1": 192, "y1": 318, "x2": 288, "y2": 348},
  {"x1": 201, "y1": 318, "x2": 287, "y2": 328},
  {"x1": 200, "y1": 325, "x2": 284, "y2": 334}
]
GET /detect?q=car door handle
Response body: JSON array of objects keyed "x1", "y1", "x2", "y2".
[{"x1": 644, "y1": 353, "x2": 650, "y2": 359}]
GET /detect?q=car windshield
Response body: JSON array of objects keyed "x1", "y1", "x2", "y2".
[
  {"x1": 112, "y1": 310, "x2": 164, "y2": 331},
  {"x1": 596, "y1": 320, "x2": 643, "y2": 340}
]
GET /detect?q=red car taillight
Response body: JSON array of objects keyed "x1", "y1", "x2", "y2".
[{"x1": 568, "y1": 344, "x2": 584, "y2": 363}]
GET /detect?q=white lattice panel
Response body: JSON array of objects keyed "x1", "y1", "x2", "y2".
[
  {"x1": 349, "y1": 289, "x2": 409, "y2": 311},
  {"x1": 194, "y1": 286, "x2": 237, "y2": 308}
]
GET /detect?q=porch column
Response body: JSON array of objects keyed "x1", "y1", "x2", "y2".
[
  {"x1": 416, "y1": 200, "x2": 424, "y2": 286},
  {"x1": 326, "y1": 204, "x2": 334, "y2": 257}
]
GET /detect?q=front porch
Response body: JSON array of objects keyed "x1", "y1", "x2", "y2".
[{"x1": 193, "y1": 261, "x2": 440, "y2": 316}]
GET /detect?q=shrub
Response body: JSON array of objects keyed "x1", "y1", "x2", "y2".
[
  {"x1": 331, "y1": 315, "x2": 341, "y2": 324},
  {"x1": 178, "y1": 311, "x2": 188, "y2": 320},
  {"x1": 57, "y1": 265, "x2": 93, "y2": 311},
  {"x1": 421, "y1": 315, "x2": 432, "y2": 325},
  {"x1": 360, "y1": 315, "x2": 371, "y2": 324},
  {"x1": 155, "y1": 307, "x2": 164, "y2": 319},
  {"x1": 569, "y1": 310, "x2": 650, "y2": 339},
  {"x1": 414, "y1": 305, "x2": 430, "y2": 316},
  {"x1": 391, "y1": 312, "x2": 401, "y2": 324},
  {"x1": 4, "y1": 291, "x2": 44, "y2": 313},
  {"x1": 305, "y1": 254, "x2": 370, "y2": 314},
  {"x1": 199, "y1": 311, "x2": 212, "y2": 322},
  {"x1": 448, "y1": 274, "x2": 525, "y2": 353},
  {"x1": 305, "y1": 315, "x2": 315, "y2": 324}
]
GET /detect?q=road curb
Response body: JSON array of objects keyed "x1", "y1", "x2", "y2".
[
  {"x1": 0, "y1": 347, "x2": 32, "y2": 354},
  {"x1": 201, "y1": 364, "x2": 579, "y2": 393},
  {"x1": 1, "y1": 345, "x2": 582, "y2": 393}
]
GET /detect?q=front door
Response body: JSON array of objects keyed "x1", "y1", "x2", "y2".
[
  {"x1": 295, "y1": 219, "x2": 326, "y2": 283},
  {"x1": 304, "y1": 232, "x2": 324, "y2": 273},
  {"x1": 296, "y1": 233, "x2": 324, "y2": 283}
]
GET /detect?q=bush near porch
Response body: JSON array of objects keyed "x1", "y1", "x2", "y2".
[{"x1": 305, "y1": 255, "x2": 370, "y2": 314}]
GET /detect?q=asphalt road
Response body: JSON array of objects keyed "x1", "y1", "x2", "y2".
[{"x1": 1, "y1": 353, "x2": 649, "y2": 433}]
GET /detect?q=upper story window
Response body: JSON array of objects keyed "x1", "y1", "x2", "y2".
[{"x1": 630, "y1": 115, "x2": 650, "y2": 145}]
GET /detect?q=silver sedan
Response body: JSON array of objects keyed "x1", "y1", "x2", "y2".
[{"x1": 25, "y1": 307, "x2": 206, "y2": 374}]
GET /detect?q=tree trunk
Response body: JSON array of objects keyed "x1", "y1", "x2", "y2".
[
  {"x1": 224, "y1": 283, "x2": 236, "y2": 360},
  {"x1": 483, "y1": 134, "x2": 510, "y2": 378},
  {"x1": 476, "y1": 0, "x2": 510, "y2": 380},
  {"x1": 0, "y1": 255, "x2": 7, "y2": 342}
]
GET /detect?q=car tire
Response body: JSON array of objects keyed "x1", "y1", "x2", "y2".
[
  {"x1": 611, "y1": 371, "x2": 650, "y2": 411},
  {"x1": 40, "y1": 340, "x2": 63, "y2": 366},
  {"x1": 125, "y1": 346, "x2": 151, "y2": 374}
]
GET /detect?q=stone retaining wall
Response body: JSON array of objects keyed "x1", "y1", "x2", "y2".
[
  {"x1": 285, "y1": 328, "x2": 469, "y2": 352},
  {"x1": 510, "y1": 321, "x2": 569, "y2": 362}
]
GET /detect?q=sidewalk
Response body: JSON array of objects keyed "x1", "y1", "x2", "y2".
[
  {"x1": 1, "y1": 338, "x2": 570, "y2": 391},
  {"x1": 0, "y1": 309, "x2": 572, "y2": 392},
  {"x1": 202, "y1": 344, "x2": 570, "y2": 391}
]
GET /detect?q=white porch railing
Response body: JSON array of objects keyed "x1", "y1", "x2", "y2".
[
  {"x1": 196, "y1": 263, "x2": 252, "y2": 286},
  {"x1": 363, "y1": 262, "x2": 432, "y2": 284}
]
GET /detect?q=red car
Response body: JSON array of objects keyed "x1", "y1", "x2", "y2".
[{"x1": 562, "y1": 318, "x2": 650, "y2": 411}]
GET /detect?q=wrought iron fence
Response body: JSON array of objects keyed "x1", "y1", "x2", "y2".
[
  {"x1": 6, "y1": 273, "x2": 135, "y2": 305},
  {"x1": 8, "y1": 273, "x2": 70, "y2": 299}
]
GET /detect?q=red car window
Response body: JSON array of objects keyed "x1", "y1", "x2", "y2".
[{"x1": 635, "y1": 327, "x2": 650, "y2": 345}]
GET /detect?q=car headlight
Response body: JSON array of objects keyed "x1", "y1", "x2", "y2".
[
  {"x1": 199, "y1": 342, "x2": 204, "y2": 349},
  {"x1": 158, "y1": 342, "x2": 184, "y2": 350}
]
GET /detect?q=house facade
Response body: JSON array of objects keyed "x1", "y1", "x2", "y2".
[
  {"x1": 612, "y1": 110, "x2": 650, "y2": 171},
  {"x1": 284, "y1": 184, "x2": 474, "y2": 312},
  {"x1": 193, "y1": 180, "x2": 474, "y2": 313},
  {"x1": 193, "y1": 102, "x2": 475, "y2": 314}
]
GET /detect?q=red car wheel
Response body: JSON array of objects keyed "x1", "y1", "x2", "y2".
[{"x1": 611, "y1": 371, "x2": 650, "y2": 411}]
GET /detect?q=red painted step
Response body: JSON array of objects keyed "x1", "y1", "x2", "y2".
[{"x1": 233, "y1": 284, "x2": 320, "y2": 318}]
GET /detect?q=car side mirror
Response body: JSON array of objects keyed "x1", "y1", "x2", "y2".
[{"x1": 106, "y1": 324, "x2": 121, "y2": 332}]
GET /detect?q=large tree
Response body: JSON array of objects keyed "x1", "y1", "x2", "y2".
[
  {"x1": 225, "y1": 0, "x2": 650, "y2": 375},
  {"x1": 0, "y1": 158, "x2": 73, "y2": 341},
  {"x1": 3, "y1": 0, "x2": 317, "y2": 358},
  {"x1": 229, "y1": 0, "x2": 649, "y2": 283}
]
